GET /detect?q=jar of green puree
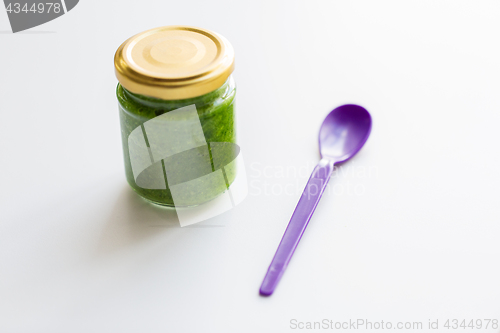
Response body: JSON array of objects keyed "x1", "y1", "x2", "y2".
[{"x1": 114, "y1": 26, "x2": 237, "y2": 207}]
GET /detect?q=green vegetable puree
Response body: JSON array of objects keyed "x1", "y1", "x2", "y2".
[{"x1": 117, "y1": 77, "x2": 237, "y2": 206}]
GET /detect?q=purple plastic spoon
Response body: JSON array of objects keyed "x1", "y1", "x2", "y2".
[{"x1": 259, "y1": 104, "x2": 372, "y2": 296}]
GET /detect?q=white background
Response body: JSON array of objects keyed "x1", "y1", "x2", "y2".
[{"x1": 1, "y1": 1, "x2": 499, "y2": 332}]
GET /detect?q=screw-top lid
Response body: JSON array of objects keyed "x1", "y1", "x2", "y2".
[{"x1": 114, "y1": 26, "x2": 235, "y2": 100}]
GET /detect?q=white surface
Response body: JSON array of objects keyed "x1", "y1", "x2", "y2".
[{"x1": 1, "y1": 1, "x2": 500, "y2": 332}]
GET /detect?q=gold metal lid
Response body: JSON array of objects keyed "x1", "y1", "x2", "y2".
[{"x1": 114, "y1": 25, "x2": 235, "y2": 100}]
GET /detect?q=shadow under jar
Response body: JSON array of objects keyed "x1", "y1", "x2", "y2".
[{"x1": 114, "y1": 26, "x2": 237, "y2": 207}]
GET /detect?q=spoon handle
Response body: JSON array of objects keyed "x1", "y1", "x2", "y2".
[{"x1": 260, "y1": 158, "x2": 335, "y2": 296}]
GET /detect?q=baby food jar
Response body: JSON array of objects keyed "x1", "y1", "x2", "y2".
[{"x1": 114, "y1": 26, "x2": 237, "y2": 207}]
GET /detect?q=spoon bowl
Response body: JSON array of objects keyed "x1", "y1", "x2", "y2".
[{"x1": 319, "y1": 104, "x2": 372, "y2": 163}]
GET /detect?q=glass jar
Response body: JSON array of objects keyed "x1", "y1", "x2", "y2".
[{"x1": 114, "y1": 26, "x2": 237, "y2": 207}]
